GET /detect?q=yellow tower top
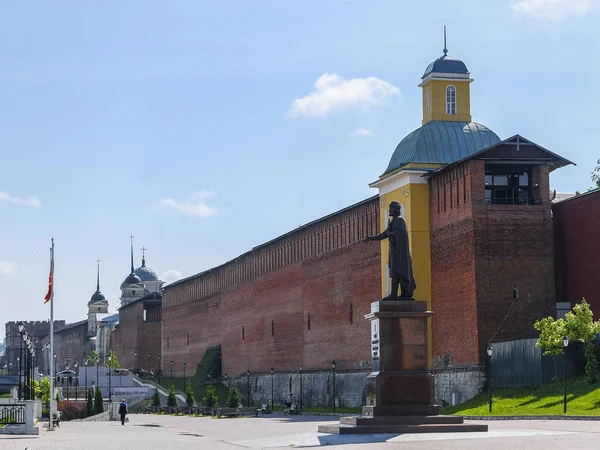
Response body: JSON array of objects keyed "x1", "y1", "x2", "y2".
[{"x1": 419, "y1": 28, "x2": 473, "y2": 125}]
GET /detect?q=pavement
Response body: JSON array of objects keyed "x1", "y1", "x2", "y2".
[{"x1": 0, "y1": 413, "x2": 599, "y2": 449}]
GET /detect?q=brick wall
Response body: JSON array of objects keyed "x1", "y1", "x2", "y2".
[
  {"x1": 111, "y1": 300, "x2": 162, "y2": 372},
  {"x1": 162, "y1": 197, "x2": 381, "y2": 377},
  {"x1": 430, "y1": 160, "x2": 555, "y2": 368},
  {"x1": 553, "y1": 189, "x2": 600, "y2": 316}
]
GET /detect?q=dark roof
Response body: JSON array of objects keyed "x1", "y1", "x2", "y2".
[
  {"x1": 54, "y1": 319, "x2": 88, "y2": 334},
  {"x1": 165, "y1": 195, "x2": 379, "y2": 290},
  {"x1": 428, "y1": 134, "x2": 575, "y2": 175},
  {"x1": 135, "y1": 266, "x2": 159, "y2": 282},
  {"x1": 552, "y1": 187, "x2": 599, "y2": 205},
  {"x1": 422, "y1": 54, "x2": 469, "y2": 79},
  {"x1": 88, "y1": 290, "x2": 107, "y2": 304},
  {"x1": 122, "y1": 272, "x2": 142, "y2": 285},
  {"x1": 383, "y1": 121, "x2": 501, "y2": 175}
]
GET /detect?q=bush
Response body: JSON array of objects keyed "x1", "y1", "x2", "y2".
[
  {"x1": 86, "y1": 389, "x2": 94, "y2": 417},
  {"x1": 167, "y1": 385, "x2": 178, "y2": 407},
  {"x1": 203, "y1": 385, "x2": 218, "y2": 407},
  {"x1": 152, "y1": 390, "x2": 161, "y2": 407},
  {"x1": 185, "y1": 382, "x2": 195, "y2": 408},
  {"x1": 94, "y1": 387, "x2": 104, "y2": 414},
  {"x1": 225, "y1": 386, "x2": 241, "y2": 408},
  {"x1": 57, "y1": 401, "x2": 86, "y2": 421}
]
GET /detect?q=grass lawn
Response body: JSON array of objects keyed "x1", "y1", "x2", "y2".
[{"x1": 442, "y1": 377, "x2": 600, "y2": 416}]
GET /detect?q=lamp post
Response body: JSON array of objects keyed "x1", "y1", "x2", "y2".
[
  {"x1": 270, "y1": 368, "x2": 274, "y2": 412},
  {"x1": 147, "y1": 353, "x2": 151, "y2": 372},
  {"x1": 65, "y1": 357, "x2": 71, "y2": 401},
  {"x1": 108, "y1": 355, "x2": 113, "y2": 402},
  {"x1": 85, "y1": 360, "x2": 88, "y2": 390},
  {"x1": 158, "y1": 356, "x2": 161, "y2": 385},
  {"x1": 563, "y1": 336, "x2": 569, "y2": 414},
  {"x1": 134, "y1": 351, "x2": 138, "y2": 372},
  {"x1": 74, "y1": 362, "x2": 78, "y2": 401},
  {"x1": 54, "y1": 353, "x2": 57, "y2": 389},
  {"x1": 486, "y1": 345, "x2": 494, "y2": 413},
  {"x1": 170, "y1": 360, "x2": 173, "y2": 385},
  {"x1": 24, "y1": 335, "x2": 30, "y2": 400},
  {"x1": 246, "y1": 370, "x2": 250, "y2": 407},
  {"x1": 183, "y1": 362, "x2": 187, "y2": 387},
  {"x1": 17, "y1": 357, "x2": 21, "y2": 400},
  {"x1": 331, "y1": 361, "x2": 336, "y2": 412},
  {"x1": 299, "y1": 366, "x2": 303, "y2": 411},
  {"x1": 17, "y1": 322, "x2": 24, "y2": 400}
]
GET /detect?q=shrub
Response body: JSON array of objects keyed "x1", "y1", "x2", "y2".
[
  {"x1": 185, "y1": 382, "x2": 195, "y2": 408},
  {"x1": 86, "y1": 389, "x2": 94, "y2": 417},
  {"x1": 94, "y1": 387, "x2": 104, "y2": 414},
  {"x1": 167, "y1": 385, "x2": 178, "y2": 407},
  {"x1": 225, "y1": 386, "x2": 241, "y2": 408},
  {"x1": 57, "y1": 401, "x2": 86, "y2": 421},
  {"x1": 152, "y1": 390, "x2": 161, "y2": 407},
  {"x1": 203, "y1": 385, "x2": 218, "y2": 407}
]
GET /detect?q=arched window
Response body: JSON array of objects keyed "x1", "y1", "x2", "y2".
[
  {"x1": 425, "y1": 88, "x2": 430, "y2": 117},
  {"x1": 446, "y1": 85, "x2": 456, "y2": 115}
]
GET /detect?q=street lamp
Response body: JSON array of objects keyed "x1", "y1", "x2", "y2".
[
  {"x1": 147, "y1": 353, "x2": 151, "y2": 372},
  {"x1": 183, "y1": 362, "x2": 187, "y2": 387},
  {"x1": 84, "y1": 360, "x2": 88, "y2": 390},
  {"x1": 563, "y1": 336, "x2": 569, "y2": 414},
  {"x1": 246, "y1": 370, "x2": 251, "y2": 407},
  {"x1": 74, "y1": 362, "x2": 78, "y2": 401},
  {"x1": 270, "y1": 368, "x2": 274, "y2": 412},
  {"x1": 17, "y1": 357, "x2": 21, "y2": 400},
  {"x1": 170, "y1": 360, "x2": 173, "y2": 384},
  {"x1": 486, "y1": 345, "x2": 494, "y2": 413},
  {"x1": 158, "y1": 356, "x2": 161, "y2": 385},
  {"x1": 134, "y1": 352, "x2": 138, "y2": 372},
  {"x1": 108, "y1": 355, "x2": 112, "y2": 402},
  {"x1": 331, "y1": 361, "x2": 336, "y2": 412},
  {"x1": 299, "y1": 366, "x2": 303, "y2": 411}
]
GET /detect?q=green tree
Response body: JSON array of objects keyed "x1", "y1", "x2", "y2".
[
  {"x1": 88, "y1": 350, "x2": 99, "y2": 366},
  {"x1": 152, "y1": 390, "x2": 161, "y2": 407},
  {"x1": 167, "y1": 385, "x2": 178, "y2": 407},
  {"x1": 94, "y1": 387, "x2": 104, "y2": 414},
  {"x1": 591, "y1": 159, "x2": 600, "y2": 189},
  {"x1": 225, "y1": 385, "x2": 242, "y2": 408},
  {"x1": 105, "y1": 350, "x2": 120, "y2": 370},
  {"x1": 535, "y1": 298, "x2": 600, "y2": 383},
  {"x1": 185, "y1": 382, "x2": 195, "y2": 408},
  {"x1": 40, "y1": 377, "x2": 51, "y2": 404},
  {"x1": 86, "y1": 389, "x2": 94, "y2": 417},
  {"x1": 202, "y1": 385, "x2": 218, "y2": 407}
]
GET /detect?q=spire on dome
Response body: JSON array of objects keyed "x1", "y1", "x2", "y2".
[
  {"x1": 141, "y1": 246, "x2": 147, "y2": 268},
  {"x1": 96, "y1": 259, "x2": 100, "y2": 292},
  {"x1": 443, "y1": 25, "x2": 448, "y2": 56},
  {"x1": 129, "y1": 234, "x2": 135, "y2": 274}
]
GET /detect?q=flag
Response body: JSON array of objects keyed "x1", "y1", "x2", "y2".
[{"x1": 44, "y1": 255, "x2": 54, "y2": 303}]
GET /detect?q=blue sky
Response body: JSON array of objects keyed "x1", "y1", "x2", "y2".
[{"x1": 1, "y1": 0, "x2": 598, "y2": 332}]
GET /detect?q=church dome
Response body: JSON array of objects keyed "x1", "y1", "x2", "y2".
[
  {"x1": 135, "y1": 266, "x2": 159, "y2": 282},
  {"x1": 383, "y1": 121, "x2": 500, "y2": 175},
  {"x1": 89, "y1": 290, "x2": 106, "y2": 304},
  {"x1": 422, "y1": 54, "x2": 469, "y2": 79},
  {"x1": 123, "y1": 272, "x2": 142, "y2": 285}
]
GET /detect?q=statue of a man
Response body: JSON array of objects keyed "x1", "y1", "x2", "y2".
[{"x1": 364, "y1": 201, "x2": 417, "y2": 299}]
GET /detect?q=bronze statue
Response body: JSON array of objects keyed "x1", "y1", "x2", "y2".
[{"x1": 364, "y1": 201, "x2": 417, "y2": 299}]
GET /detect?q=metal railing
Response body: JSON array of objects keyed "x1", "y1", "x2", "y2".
[
  {"x1": 0, "y1": 404, "x2": 26, "y2": 425},
  {"x1": 485, "y1": 198, "x2": 542, "y2": 206}
]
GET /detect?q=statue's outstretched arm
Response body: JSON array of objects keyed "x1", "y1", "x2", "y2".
[{"x1": 364, "y1": 230, "x2": 387, "y2": 242}]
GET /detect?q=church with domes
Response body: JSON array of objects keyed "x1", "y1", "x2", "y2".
[{"x1": 120, "y1": 238, "x2": 164, "y2": 308}]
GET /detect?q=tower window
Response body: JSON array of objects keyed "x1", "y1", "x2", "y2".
[
  {"x1": 425, "y1": 87, "x2": 430, "y2": 117},
  {"x1": 446, "y1": 85, "x2": 456, "y2": 115}
]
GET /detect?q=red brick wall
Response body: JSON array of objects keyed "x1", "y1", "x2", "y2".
[
  {"x1": 111, "y1": 301, "x2": 162, "y2": 372},
  {"x1": 553, "y1": 190, "x2": 600, "y2": 316},
  {"x1": 162, "y1": 197, "x2": 381, "y2": 377},
  {"x1": 430, "y1": 160, "x2": 555, "y2": 367}
]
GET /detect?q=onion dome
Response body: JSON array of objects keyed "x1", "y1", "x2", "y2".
[{"x1": 134, "y1": 252, "x2": 159, "y2": 281}]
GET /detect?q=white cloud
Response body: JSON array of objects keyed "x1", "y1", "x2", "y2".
[
  {"x1": 161, "y1": 269, "x2": 183, "y2": 284},
  {"x1": 159, "y1": 190, "x2": 218, "y2": 218},
  {"x1": 511, "y1": 0, "x2": 592, "y2": 20},
  {"x1": 287, "y1": 73, "x2": 400, "y2": 118},
  {"x1": 0, "y1": 260, "x2": 17, "y2": 277},
  {"x1": 0, "y1": 192, "x2": 41, "y2": 207},
  {"x1": 352, "y1": 128, "x2": 372, "y2": 137}
]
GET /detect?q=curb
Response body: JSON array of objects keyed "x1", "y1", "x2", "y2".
[{"x1": 463, "y1": 415, "x2": 600, "y2": 421}]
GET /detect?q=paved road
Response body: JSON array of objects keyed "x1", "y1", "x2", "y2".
[{"x1": 1, "y1": 414, "x2": 599, "y2": 449}]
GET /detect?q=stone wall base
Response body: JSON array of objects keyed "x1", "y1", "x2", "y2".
[{"x1": 433, "y1": 365, "x2": 485, "y2": 407}]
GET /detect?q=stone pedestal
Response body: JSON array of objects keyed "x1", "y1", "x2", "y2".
[{"x1": 318, "y1": 300, "x2": 487, "y2": 435}]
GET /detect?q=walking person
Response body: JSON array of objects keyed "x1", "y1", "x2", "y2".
[{"x1": 119, "y1": 399, "x2": 128, "y2": 425}]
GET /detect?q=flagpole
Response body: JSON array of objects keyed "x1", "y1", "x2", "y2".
[{"x1": 49, "y1": 239, "x2": 55, "y2": 431}]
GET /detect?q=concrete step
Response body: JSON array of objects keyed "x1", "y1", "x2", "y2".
[
  {"x1": 340, "y1": 415, "x2": 465, "y2": 426},
  {"x1": 318, "y1": 423, "x2": 488, "y2": 435}
]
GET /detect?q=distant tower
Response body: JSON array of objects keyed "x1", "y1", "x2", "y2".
[
  {"x1": 134, "y1": 246, "x2": 164, "y2": 294},
  {"x1": 88, "y1": 260, "x2": 109, "y2": 337},
  {"x1": 120, "y1": 235, "x2": 143, "y2": 307}
]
